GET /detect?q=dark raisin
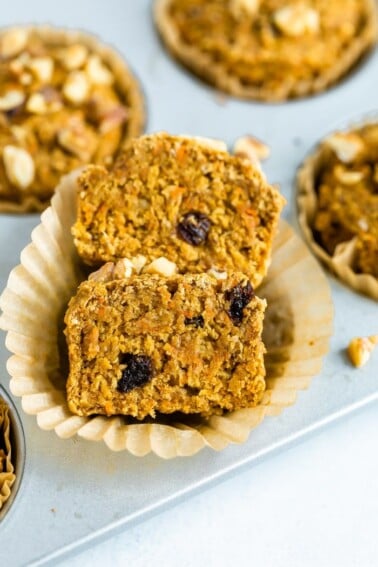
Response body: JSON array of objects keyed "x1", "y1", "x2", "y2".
[
  {"x1": 225, "y1": 281, "x2": 254, "y2": 326},
  {"x1": 117, "y1": 353, "x2": 153, "y2": 393},
  {"x1": 184, "y1": 315, "x2": 204, "y2": 328},
  {"x1": 177, "y1": 211, "x2": 211, "y2": 246}
]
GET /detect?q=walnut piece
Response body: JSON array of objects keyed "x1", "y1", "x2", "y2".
[
  {"x1": 86, "y1": 55, "x2": 113, "y2": 85},
  {"x1": 334, "y1": 165, "x2": 365, "y2": 185},
  {"x1": 0, "y1": 89, "x2": 25, "y2": 111},
  {"x1": 234, "y1": 135, "x2": 270, "y2": 162},
  {"x1": 0, "y1": 28, "x2": 28, "y2": 58},
  {"x1": 144, "y1": 257, "x2": 178, "y2": 277},
  {"x1": 348, "y1": 336, "x2": 378, "y2": 368},
  {"x1": 63, "y1": 71, "x2": 90, "y2": 104},
  {"x1": 59, "y1": 44, "x2": 88, "y2": 70},
  {"x1": 325, "y1": 132, "x2": 364, "y2": 163},
  {"x1": 274, "y1": 4, "x2": 320, "y2": 37},
  {"x1": 28, "y1": 57, "x2": 54, "y2": 83},
  {"x1": 230, "y1": 0, "x2": 260, "y2": 18},
  {"x1": 2, "y1": 145, "x2": 35, "y2": 189}
]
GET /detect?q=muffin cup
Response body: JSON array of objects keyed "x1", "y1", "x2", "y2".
[
  {"x1": 0, "y1": 171, "x2": 333, "y2": 458},
  {"x1": 0, "y1": 385, "x2": 25, "y2": 520},
  {"x1": 0, "y1": 24, "x2": 145, "y2": 214},
  {"x1": 297, "y1": 115, "x2": 378, "y2": 300}
]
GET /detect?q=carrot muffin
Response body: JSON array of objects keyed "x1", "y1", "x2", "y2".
[
  {"x1": 154, "y1": 0, "x2": 377, "y2": 101},
  {"x1": 65, "y1": 259, "x2": 266, "y2": 419},
  {"x1": 298, "y1": 123, "x2": 378, "y2": 298},
  {"x1": 72, "y1": 133, "x2": 284, "y2": 289},
  {"x1": 0, "y1": 396, "x2": 16, "y2": 511},
  {"x1": 0, "y1": 26, "x2": 144, "y2": 213}
]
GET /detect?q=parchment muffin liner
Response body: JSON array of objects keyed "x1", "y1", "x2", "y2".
[
  {"x1": 0, "y1": 24, "x2": 145, "y2": 214},
  {"x1": 0, "y1": 171, "x2": 333, "y2": 458},
  {"x1": 297, "y1": 117, "x2": 378, "y2": 300},
  {"x1": 154, "y1": 0, "x2": 377, "y2": 102},
  {"x1": 0, "y1": 396, "x2": 16, "y2": 510}
]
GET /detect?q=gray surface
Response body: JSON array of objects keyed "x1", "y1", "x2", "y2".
[{"x1": 0, "y1": 1, "x2": 377, "y2": 565}]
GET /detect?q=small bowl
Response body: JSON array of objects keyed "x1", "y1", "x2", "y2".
[{"x1": 0, "y1": 384, "x2": 26, "y2": 522}]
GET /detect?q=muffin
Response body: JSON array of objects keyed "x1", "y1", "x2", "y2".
[
  {"x1": 154, "y1": 0, "x2": 377, "y2": 101},
  {"x1": 0, "y1": 25, "x2": 145, "y2": 213},
  {"x1": 65, "y1": 259, "x2": 266, "y2": 419},
  {"x1": 297, "y1": 121, "x2": 378, "y2": 299},
  {"x1": 0, "y1": 396, "x2": 16, "y2": 511},
  {"x1": 72, "y1": 133, "x2": 285, "y2": 289}
]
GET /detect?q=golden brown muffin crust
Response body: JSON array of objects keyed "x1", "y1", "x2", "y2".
[
  {"x1": 155, "y1": 0, "x2": 377, "y2": 100},
  {"x1": 0, "y1": 26, "x2": 145, "y2": 212}
]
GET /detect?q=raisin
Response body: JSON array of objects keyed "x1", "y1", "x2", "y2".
[
  {"x1": 117, "y1": 353, "x2": 153, "y2": 393},
  {"x1": 177, "y1": 211, "x2": 211, "y2": 246},
  {"x1": 184, "y1": 315, "x2": 204, "y2": 328},
  {"x1": 225, "y1": 281, "x2": 254, "y2": 326}
]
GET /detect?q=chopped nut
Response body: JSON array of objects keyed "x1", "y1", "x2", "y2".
[
  {"x1": 28, "y1": 57, "x2": 54, "y2": 83},
  {"x1": 20, "y1": 72, "x2": 33, "y2": 86},
  {"x1": 10, "y1": 125, "x2": 28, "y2": 142},
  {"x1": 59, "y1": 44, "x2": 88, "y2": 70},
  {"x1": 325, "y1": 132, "x2": 364, "y2": 163},
  {"x1": 230, "y1": 0, "x2": 260, "y2": 18},
  {"x1": 144, "y1": 257, "x2": 177, "y2": 277},
  {"x1": 9, "y1": 52, "x2": 30, "y2": 75},
  {"x1": 207, "y1": 268, "x2": 228, "y2": 280},
  {"x1": 57, "y1": 119, "x2": 97, "y2": 161},
  {"x1": 0, "y1": 28, "x2": 28, "y2": 58},
  {"x1": 274, "y1": 4, "x2": 320, "y2": 37},
  {"x1": 26, "y1": 89, "x2": 62, "y2": 114},
  {"x1": 99, "y1": 105, "x2": 129, "y2": 133},
  {"x1": 26, "y1": 92, "x2": 47, "y2": 114},
  {"x1": 348, "y1": 336, "x2": 378, "y2": 368},
  {"x1": 63, "y1": 71, "x2": 90, "y2": 104},
  {"x1": 86, "y1": 55, "x2": 113, "y2": 85},
  {"x1": 113, "y1": 258, "x2": 135, "y2": 279},
  {"x1": 0, "y1": 89, "x2": 25, "y2": 111},
  {"x1": 357, "y1": 218, "x2": 369, "y2": 232},
  {"x1": 334, "y1": 165, "x2": 365, "y2": 185},
  {"x1": 234, "y1": 135, "x2": 270, "y2": 162},
  {"x1": 190, "y1": 136, "x2": 227, "y2": 152},
  {"x1": 131, "y1": 255, "x2": 147, "y2": 273},
  {"x1": 89, "y1": 262, "x2": 115, "y2": 283},
  {"x1": 3, "y1": 145, "x2": 35, "y2": 189}
]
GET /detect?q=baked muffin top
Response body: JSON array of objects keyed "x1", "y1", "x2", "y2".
[
  {"x1": 313, "y1": 123, "x2": 378, "y2": 278},
  {"x1": 0, "y1": 26, "x2": 144, "y2": 212},
  {"x1": 155, "y1": 0, "x2": 377, "y2": 100}
]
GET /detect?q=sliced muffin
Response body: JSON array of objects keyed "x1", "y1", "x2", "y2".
[
  {"x1": 72, "y1": 133, "x2": 284, "y2": 289},
  {"x1": 65, "y1": 259, "x2": 266, "y2": 419}
]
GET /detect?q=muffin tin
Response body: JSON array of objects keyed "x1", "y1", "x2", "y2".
[{"x1": 0, "y1": 1, "x2": 377, "y2": 564}]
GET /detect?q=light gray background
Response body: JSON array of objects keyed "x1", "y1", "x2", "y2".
[{"x1": 0, "y1": 1, "x2": 377, "y2": 565}]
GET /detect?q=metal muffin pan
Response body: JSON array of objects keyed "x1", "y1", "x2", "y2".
[
  {"x1": 0, "y1": 385, "x2": 26, "y2": 523},
  {"x1": 0, "y1": 1, "x2": 377, "y2": 565}
]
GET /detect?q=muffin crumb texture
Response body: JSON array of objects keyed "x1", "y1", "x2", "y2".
[
  {"x1": 65, "y1": 267, "x2": 266, "y2": 419},
  {"x1": 313, "y1": 123, "x2": 378, "y2": 278},
  {"x1": 72, "y1": 133, "x2": 284, "y2": 289}
]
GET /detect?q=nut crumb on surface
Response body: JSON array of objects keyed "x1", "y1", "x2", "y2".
[{"x1": 347, "y1": 335, "x2": 378, "y2": 368}]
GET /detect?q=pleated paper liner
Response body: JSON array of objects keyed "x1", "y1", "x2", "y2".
[
  {"x1": 0, "y1": 24, "x2": 145, "y2": 214},
  {"x1": 0, "y1": 171, "x2": 333, "y2": 458},
  {"x1": 297, "y1": 117, "x2": 378, "y2": 300},
  {"x1": 0, "y1": 396, "x2": 16, "y2": 510}
]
